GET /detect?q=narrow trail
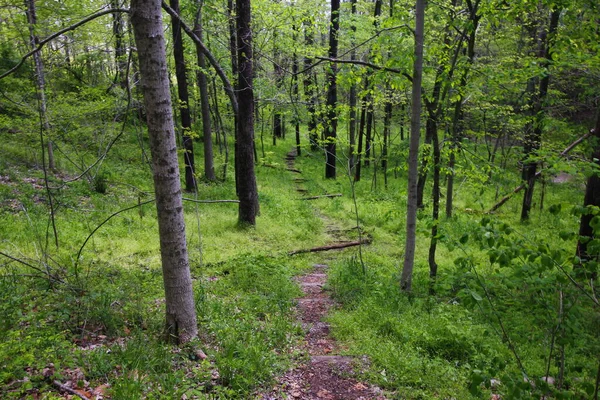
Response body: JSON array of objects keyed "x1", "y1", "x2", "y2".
[{"x1": 261, "y1": 149, "x2": 386, "y2": 400}]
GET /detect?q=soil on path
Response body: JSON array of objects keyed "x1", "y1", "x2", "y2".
[{"x1": 261, "y1": 150, "x2": 386, "y2": 400}]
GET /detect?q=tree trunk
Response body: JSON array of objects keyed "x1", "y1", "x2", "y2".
[
  {"x1": 292, "y1": 37, "x2": 301, "y2": 156},
  {"x1": 428, "y1": 111, "x2": 441, "y2": 291},
  {"x1": 130, "y1": 0, "x2": 198, "y2": 344},
  {"x1": 236, "y1": 0, "x2": 259, "y2": 225},
  {"x1": 348, "y1": 0, "x2": 358, "y2": 172},
  {"x1": 302, "y1": 17, "x2": 318, "y2": 150},
  {"x1": 401, "y1": 0, "x2": 425, "y2": 292},
  {"x1": 576, "y1": 107, "x2": 600, "y2": 280},
  {"x1": 364, "y1": 103, "x2": 373, "y2": 167},
  {"x1": 446, "y1": 0, "x2": 481, "y2": 218},
  {"x1": 383, "y1": 101, "x2": 392, "y2": 189},
  {"x1": 111, "y1": 0, "x2": 127, "y2": 89},
  {"x1": 354, "y1": 97, "x2": 367, "y2": 182},
  {"x1": 25, "y1": 0, "x2": 54, "y2": 171},
  {"x1": 520, "y1": 8, "x2": 561, "y2": 221},
  {"x1": 193, "y1": 2, "x2": 216, "y2": 181},
  {"x1": 324, "y1": 0, "x2": 340, "y2": 179},
  {"x1": 170, "y1": 0, "x2": 196, "y2": 192}
]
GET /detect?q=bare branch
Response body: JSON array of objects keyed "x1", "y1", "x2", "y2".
[
  {"x1": 161, "y1": 1, "x2": 238, "y2": 115},
  {"x1": 0, "y1": 8, "x2": 130, "y2": 80},
  {"x1": 315, "y1": 57, "x2": 412, "y2": 82}
]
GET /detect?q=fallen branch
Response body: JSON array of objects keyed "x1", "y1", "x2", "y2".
[
  {"x1": 53, "y1": 380, "x2": 88, "y2": 400},
  {"x1": 488, "y1": 131, "x2": 592, "y2": 213},
  {"x1": 287, "y1": 168, "x2": 302, "y2": 173},
  {"x1": 289, "y1": 238, "x2": 372, "y2": 255},
  {"x1": 182, "y1": 198, "x2": 239, "y2": 204},
  {"x1": 300, "y1": 193, "x2": 342, "y2": 200}
]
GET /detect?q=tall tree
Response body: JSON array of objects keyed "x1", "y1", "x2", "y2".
[
  {"x1": 576, "y1": 105, "x2": 600, "y2": 280},
  {"x1": 401, "y1": 0, "x2": 425, "y2": 292},
  {"x1": 348, "y1": 0, "x2": 358, "y2": 172},
  {"x1": 111, "y1": 0, "x2": 127, "y2": 89},
  {"x1": 236, "y1": 0, "x2": 259, "y2": 225},
  {"x1": 302, "y1": 16, "x2": 318, "y2": 150},
  {"x1": 130, "y1": 0, "x2": 198, "y2": 343},
  {"x1": 324, "y1": 0, "x2": 340, "y2": 179},
  {"x1": 445, "y1": 0, "x2": 481, "y2": 218},
  {"x1": 520, "y1": 7, "x2": 561, "y2": 221},
  {"x1": 194, "y1": 0, "x2": 216, "y2": 181},
  {"x1": 25, "y1": 0, "x2": 54, "y2": 171},
  {"x1": 170, "y1": 0, "x2": 196, "y2": 191}
]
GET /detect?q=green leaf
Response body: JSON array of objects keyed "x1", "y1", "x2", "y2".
[{"x1": 470, "y1": 290, "x2": 483, "y2": 302}]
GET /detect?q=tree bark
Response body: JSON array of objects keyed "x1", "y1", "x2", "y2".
[
  {"x1": 446, "y1": 0, "x2": 481, "y2": 218},
  {"x1": 576, "y1": 106, "x2": 600, "y2": 280},
  {"x1": 130, "y1": 0, "x2": 198, "y2": 343},
  {"x1": 236, "y1": 0, "x2": 259, "y2": 225},
  {"x1": 520, "y1": 8, "x2": 561, "y2": 221},
  {"x1": 348, "y1": 0, "x2": 358, "y2": 172},
  {"x1": 302, "y1": 17, "x2": 318, "y2": 150},
  {"x1": 193, "y1": 1, "x2": 216, "y2": 181},
  {"x1": 324, "y1": 0, "x2": 340, "y2": 179},
  {"x1": 354, "y1": 96, "x2": 367, "y2": 181},
  {"x1": 170, "y1": 0, "x2": 196, "y2": 192},
  {"x1": 401, "y1": 0, "x2": 425, "y2": 292},
  {"x1": 25, "y1": 0, "x2": 54, "y2": 171},
  {"x1": 111, "y1": 0, "x2": 127, "y2": 89}
]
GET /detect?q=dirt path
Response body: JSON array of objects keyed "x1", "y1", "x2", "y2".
[{"x1": 260, "y1": 150, "x2": 386, "y2": 400}]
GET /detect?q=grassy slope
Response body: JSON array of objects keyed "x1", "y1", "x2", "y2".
[{"x1": 1, "y1": 126, "x2": 598, "y2": 399}]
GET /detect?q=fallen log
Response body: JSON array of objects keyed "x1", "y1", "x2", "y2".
[
  {"x1": 287, "y1": 168, "x2": 302, "y2": 173},
  {"x1": 487, "y1": 131, "x2": 592, "y2": 213},
  {"x1": 183, "y1": 198, "x2": 239, "y2": 204},
  {"x1": 289, "y1": 237, "x2": 371, "y2": 255},
  {"x1": 300, "y1": 193, "x2": 342, "y2": 200}
]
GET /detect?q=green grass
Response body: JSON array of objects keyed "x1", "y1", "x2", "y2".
[{"x1": 1, "y1": 118, "x2": 598, "y2": 399}]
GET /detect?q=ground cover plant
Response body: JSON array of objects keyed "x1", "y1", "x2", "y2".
[{"x1": 1, "y1": 0, "x2": 599, "y2": 398}]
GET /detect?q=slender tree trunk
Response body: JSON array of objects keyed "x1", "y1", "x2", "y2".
[
  {"x1": 428, "y1": 113, "x2": 441, "y2": 291},
  {"x1": 401, "y1": 0, "x2": 425, "y2": 292},
  {"x1": 170, "y1": 0, "x2": 196, "y2": 191},
  {"x1": 446, "y1": 0, "x2": 480, "y2": 218},
  {"x1": 236, "y1": 0, "x2": 259, "y2": 225},
  {"x1": 383, "y1": 101, "x2": 392, "y2": 189},
  {"x1": 382, "y1": 0, "x2": 394, "y2": 189},
  {"x1": 130, "y1": 0, "x2": 198, "y2": 343},
  {"x1": 354, "y1": 98, "x2": 366, "y2": 182},
  {"x1": 292, "y1": 35, "x2": 301, "y2": 156},
  {"x1": 324, "y1": 0, "x2": 340, "y2": 179},
  {"x1": 521, "y1": 8, "x2": 561, "y2": 221},
  {"x1": 111, "y1": 0, "x2": 127, "y2": 89},
  {"x1": 25, "y1": 0, "x2": 54, "y2": 171},
  {"x1": 576, "y1": 106, "x2": 600, "y2": 280},
  {"x1": 364, "y1": 103, "x2": 373, "y2": 167},
  {"x1": 194, "y1": 2, "x2": 216, "y2": 181},
  {"x1": 302, "y1": 17, "x2": 318, "y2": 150},
  {"x1": 348, "y1": 0, "x2": 358, "y2": 172},
  {"x1": 272, "y1": 28, "x2": 284, "y2": 142},
  {"x1": 212, "y1": 76, "x2": 229, "y2": 180}
]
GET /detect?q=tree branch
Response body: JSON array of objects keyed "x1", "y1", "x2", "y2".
[
  {"x1": 0, "y1": 8, "x2": 130, "y2": 80},
  {"x1": 75, "y1": 199, "x2": 155, "y2": 269},
  {"x1": 161, "y1": 1, "x2": 238, "y2": 115},
  {"x1": 315, "y1": 57, "x2": 412, "y2": 82},
  {"x1": 182, "y1": 198, "x2": 239, "y2": 204}
]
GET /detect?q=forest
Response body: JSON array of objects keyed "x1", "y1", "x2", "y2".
[{"x1": 0, "y1": 0, "x2": 599, "y2": 398}]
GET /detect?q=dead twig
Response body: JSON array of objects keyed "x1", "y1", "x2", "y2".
[
  {"x1": 289, "y1": 237, "x2": 372, "y2": 255},
  {"x1": 300, "y1": 194, "x2": 343, "y2": 200},
  {"x1": 52, "y1": 380, "x2": 88, "y2": 400}
]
